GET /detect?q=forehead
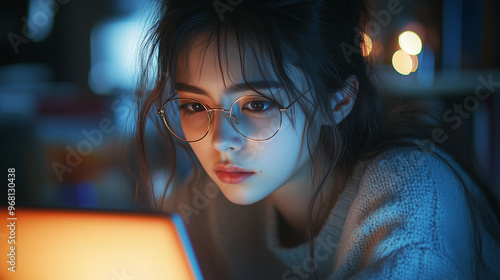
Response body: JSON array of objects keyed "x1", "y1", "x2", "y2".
[{"x1": 175, "y1": 33, "x2": 307, "y2": 90}]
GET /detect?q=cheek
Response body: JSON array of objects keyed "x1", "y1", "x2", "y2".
[
  {"x1": 254, "y1": 126, "x2": 308, "y2": 174},
  {"x1": 188, "y1": 142, "x2": 212, "y2": 166}
]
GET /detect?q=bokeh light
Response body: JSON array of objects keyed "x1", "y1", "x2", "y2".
[
  {"x1": 392, "y1": 50, "x2": 413, "y2": 75},
  {"x1": 410, "y1": 55, "x2": 419, "y2": 72},
  {"x1": 398, "y1": 31, "x2": 422, "y2": 55},
  {"x1": 361, "y1": 33, "x2": 373, "y2": 57}
]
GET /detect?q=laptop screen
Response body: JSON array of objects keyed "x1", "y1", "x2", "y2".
[{"x1": 0, "y1": 208, "x2": 204, "y2": 280}]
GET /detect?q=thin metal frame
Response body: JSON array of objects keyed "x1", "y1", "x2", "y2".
[{"x1": 157, "y1": 89, "x2": 310, "y2": 142}]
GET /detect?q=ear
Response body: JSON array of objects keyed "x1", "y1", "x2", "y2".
[{"x1": 332, "y1": 75, "x2": 358, "y2": 124}]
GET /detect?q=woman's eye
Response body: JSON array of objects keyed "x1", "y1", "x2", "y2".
[
  {"x1": 243, "y1": 100, "x2": 273, "y2": 111},
  {"x1": 180, "y1": 102, "x2": 205, "y2": 113}
]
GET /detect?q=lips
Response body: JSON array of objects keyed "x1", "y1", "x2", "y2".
[{"x1": 214, "y1": 165, "x2": 255, "y2": 184}]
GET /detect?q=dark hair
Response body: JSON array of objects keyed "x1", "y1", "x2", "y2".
[{"x1": 128, "y1": 0, "x2": 499, "y2": 278}]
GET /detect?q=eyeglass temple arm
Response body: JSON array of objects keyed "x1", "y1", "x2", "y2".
[
  {"x1": 157, "y1": 101, "x2": 167, "y2": 115},
  {"x1": 280, "y1": 89, "x2": 310, "y2": 112},
  {"x1": 158, "y1": 93, "x2": 179, "y2": 115}
]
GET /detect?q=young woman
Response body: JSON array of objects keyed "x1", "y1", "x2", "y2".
[{"x1": 130, "y1": 0, "x2": 500, "y2": 279}]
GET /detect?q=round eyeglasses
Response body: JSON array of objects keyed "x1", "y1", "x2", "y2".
[{"x1": 157, "y1": 90, "x2": 309, "y2": 142}]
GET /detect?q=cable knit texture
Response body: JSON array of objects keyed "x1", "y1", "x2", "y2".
[{"x1": 162, "y1": 146, "x2": 500, "y2": 279}]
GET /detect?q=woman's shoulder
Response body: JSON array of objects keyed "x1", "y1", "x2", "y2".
[
  {"x1": 354, "y1": 144, "x2": 482, "y2": 217},
  {"x1": 349, "y1": 144, "x2": 481, "y2": 243},
  {"x1": 337, "y1": 143, "x2": 500, "y2": 278},
  {"x1": 359, "y1": 144, "x2": 471, "y2": 194}
]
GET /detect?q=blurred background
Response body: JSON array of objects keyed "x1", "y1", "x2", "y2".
[{"x1": 0, "y1": 0, "x2": 499, "y2": 210}]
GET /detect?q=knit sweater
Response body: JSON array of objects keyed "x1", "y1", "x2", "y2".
[{"x1": 162, "y1": 146, "x2": 500, "y2": 279}]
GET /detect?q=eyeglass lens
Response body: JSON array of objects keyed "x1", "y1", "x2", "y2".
[{"x1": 162, "y1": 97, "x2": 282, "y2": 141}]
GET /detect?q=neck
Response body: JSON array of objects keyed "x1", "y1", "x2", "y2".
[{"x1": 269, "y1": 159, "x2": 334, "y2": 246}]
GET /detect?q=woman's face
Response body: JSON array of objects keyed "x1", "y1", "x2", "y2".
[{"x1": 175, "y1": 36, "x2": 317, "y2": 205}]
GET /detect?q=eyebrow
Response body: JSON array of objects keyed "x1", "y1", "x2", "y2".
[{"x1": 174, "y1": 81, "x2": 284, "y2": 96}]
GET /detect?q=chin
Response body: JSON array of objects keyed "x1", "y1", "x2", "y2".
[{"x1": 219, "y1": 186, "x2": 269, "y2": 206}]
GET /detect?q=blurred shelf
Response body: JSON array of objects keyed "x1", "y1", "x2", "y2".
[{"x1": 375, "y1": 67, "x2": 500, "y2": 98}]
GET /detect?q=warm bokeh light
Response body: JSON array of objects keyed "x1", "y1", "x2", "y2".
[
  {"x1": 398, "y1": 31, "x2": 422, "y2": 55},
  {"x1": 392, "y1": 50, "x2": 413, "y2": 75},
  {"x1": 410, "y1": 55, "x2": 419, "y2": 72},
  {"x1": 361, "y1": 33, "x2": 373, "y2": 57}
]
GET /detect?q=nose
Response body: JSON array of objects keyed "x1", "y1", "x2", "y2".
[{"x1": 210, "y1": 111, "x2": 244, "y2": 152}]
